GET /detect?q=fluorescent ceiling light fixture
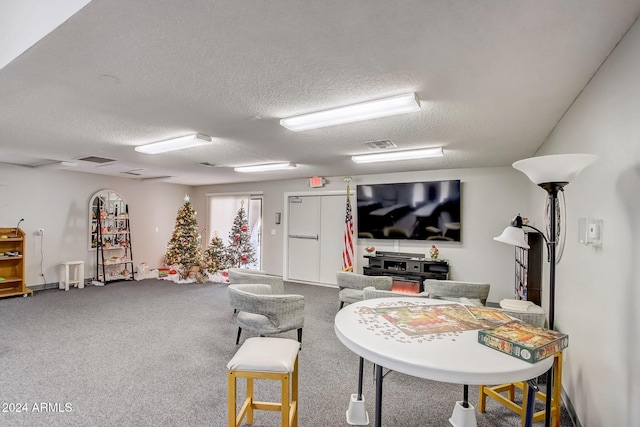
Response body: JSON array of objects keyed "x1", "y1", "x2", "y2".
[
  {"x1": 234, "y1": 162, "x2": 297, "y2": 173},
  {"x1": 280, "y1": 93, "x2": 421, "y2": 131},
  {"x1": 135, "y1": 133, "x2": 212, "y2": 154},
  {"x1": 351, "y1": 147, "x2": 443, "y2": 164}
]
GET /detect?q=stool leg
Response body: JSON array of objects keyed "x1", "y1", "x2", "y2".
[
  {"x1": 478, "y1": 385, "x2": 487, "y2": 412},
  {"x1": 292, "y1": 356, "x2": 299, "y2": 427},
  {"x1": 79, "y1": 263, "x2": 85, "y2": 289},
  {"x1": 227, "y1": 371, "x2": 236, "y2": 427},
  {"x1": 552, "y1": 353, "x2": 563, "y2": 427},
  {"x1": 65, "y1": 265, "x2": 70, "y2": 291},
  {"x1": 246, "y1": 378, "x2": 254, "y2": 424},
  {"x1": 281, "y1": 373, "x2": 290, "y2": 427},
  {"x1": 59, "y1": 265, "x2": 65, "y2": 290}
]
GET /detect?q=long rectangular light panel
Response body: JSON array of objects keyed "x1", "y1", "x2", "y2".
[
  {"x1": 135, "y1": 133, "x2": 212, "y2": 154},
  {"x1": 351, "y1": 147, "x2": 443, "y2": 163},
  {"x1": 280, "y1": 93, "x2": 420, "y2": 132},
  {"x1": 234, "y1": 162, "x2": 297, "y2": 173}
]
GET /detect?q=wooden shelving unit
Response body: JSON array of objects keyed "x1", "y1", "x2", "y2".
[
  {"x1": 92, "y1": 199, "x2": 134, "y2": 284},
  {"x1": 0, "y1": 227, "x2": 33, "y2": 298},
  {"x1": 514, "y1": 232, "x2": 542, "y2": 305}
]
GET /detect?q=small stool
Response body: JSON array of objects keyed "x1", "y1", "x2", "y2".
[
  {"x1": 478, "y1": 352, "x2": 563, "y2": 427},
  {"x1": 59, "y1": 261, "x2": 85, "y2": 291},
  {"x1": 227, "y1": 337, "x2": 300, "y2": 427}
]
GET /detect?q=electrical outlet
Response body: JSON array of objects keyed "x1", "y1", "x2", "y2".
[{"x1": 37, "y1": 228, "x2": 44, "y2": 236}]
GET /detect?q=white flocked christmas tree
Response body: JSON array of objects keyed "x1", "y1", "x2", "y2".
[{"x1": 225, "y1": 201, "x2": 256, "y2": 268}]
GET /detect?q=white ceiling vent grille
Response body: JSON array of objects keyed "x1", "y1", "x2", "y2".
[{"x1": 362, "y1": 139, "x2": 397, "y2": 150}]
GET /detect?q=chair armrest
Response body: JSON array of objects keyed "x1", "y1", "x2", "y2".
[
  {"x1": 336, "y1": 271, "x2": 393, "y2": 291},
  {"x1": 229, "y1": 284, "x2": 273, "y2": 295}
]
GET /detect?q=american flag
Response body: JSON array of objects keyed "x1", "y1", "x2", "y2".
[{"x1": 342, "y1": 184, "x2": 354, "y2": 272}]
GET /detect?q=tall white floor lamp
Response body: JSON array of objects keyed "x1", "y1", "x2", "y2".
[{"x1": 494, "y1": 153, "x2": 597, "y2": 427}]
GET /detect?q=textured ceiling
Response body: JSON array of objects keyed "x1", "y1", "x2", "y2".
[{"x1": 1, "y1": 0, "x2": 639, "y2": 185}]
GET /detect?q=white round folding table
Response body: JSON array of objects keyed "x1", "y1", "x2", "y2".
[{"x1": 334, "y1": 297, "x2": 553, "y2": 426}]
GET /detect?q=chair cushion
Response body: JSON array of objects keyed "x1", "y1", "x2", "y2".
[
  {"x1": 236, "y1": 311, "x2": 279, "y2": 334},
  {"x1": 227, "y1": 337, "x2": 300, "y2": 373},
  {"x1": 339, "y1": 288, "x2": 363, "y2": 304}
]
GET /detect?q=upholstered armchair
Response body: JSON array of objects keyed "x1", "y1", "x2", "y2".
[
  {"x1": 498, "y1": 299, "x2": 547, "y2": 327},
  {"x1": 423, "y1": 279, "x2": 491, "y2": 306},
  {"x1": 227, "y1": 284, "x2": 304, "y2": 345},
  {"x1": 228, "y1": 268, "x2": 285, "y2": 294},
  {"x1": 362, "y1": 286, "x2": 430, "y2": 300},
  {"x1": 336, "y1": 271, "x2": 393, "y2": 309}
]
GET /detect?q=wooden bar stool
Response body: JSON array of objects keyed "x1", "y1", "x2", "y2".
[
  {"x1": 227, "y1": 337, "x2": 300, "y2": 427},
  {"x1": 478, "y1": 352, "x2": 563, "y2": 427}
]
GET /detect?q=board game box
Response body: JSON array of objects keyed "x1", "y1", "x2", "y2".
[{"x1": 478, "y1": 321, "x2": 568, "y2": 363}]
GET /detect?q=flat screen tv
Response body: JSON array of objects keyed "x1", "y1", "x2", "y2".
[{"x1": 356, "y1": 180, "x2": 461, "y2": 241}]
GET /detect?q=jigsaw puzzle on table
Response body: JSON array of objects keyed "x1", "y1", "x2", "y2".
[{"x1": 357, "y1": 302, "x2": 513, "y2": 340}]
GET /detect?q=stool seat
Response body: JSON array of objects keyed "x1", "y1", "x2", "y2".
[
  {"x1": 227, "y1": 337, "x2": 300, "y2": 373},
  {"x1": 228, "y1": 337, "x2": 300, "y2": 427},
  {"x1": 59, "y1": 261, "x2": 85, "y2": 291}
]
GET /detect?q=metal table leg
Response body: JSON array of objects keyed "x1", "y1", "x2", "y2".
[{"x1": 375, "y1": 363, "x2": 383, "y2": 426}]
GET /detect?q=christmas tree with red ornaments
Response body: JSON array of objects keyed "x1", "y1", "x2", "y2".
[{"x1": 226, "y1": 202, "x2": 256, "y2": 268}]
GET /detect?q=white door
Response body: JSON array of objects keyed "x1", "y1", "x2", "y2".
[
  {"x1": 287, "y1": 194, "x2": 347, "y2": 285},
  {"x1": 287, "y1": 196, "x2": 320, "y2": 282},
  {"x1": 319, "y1": 195, "x2": 347, "y2": 284}
]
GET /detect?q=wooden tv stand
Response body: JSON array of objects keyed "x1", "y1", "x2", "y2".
[{"x1": 362, "y1": 251, "x2": 449, "y2": 292}]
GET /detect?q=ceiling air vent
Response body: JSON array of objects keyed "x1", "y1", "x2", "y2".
[
  {"x1": 77, "y1": 156, "x2": 116, "y2": 164},
  {"x1": 362, "y1": 139, "x2": 397, "y2": 150},
  {"x1": 199, "y1": 162, "x2": 220, "y2": 167},
  {"x1": 121, "y1": 171, "x2": 142, "y2": 176}
]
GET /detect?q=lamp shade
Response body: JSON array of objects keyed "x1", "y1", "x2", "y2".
[
  {"x1": 494, "y1": 226, "x2": 530, "y2": 249},
  {"x1": 512, "y1": 153, "x2": 597, "y2": 185}
]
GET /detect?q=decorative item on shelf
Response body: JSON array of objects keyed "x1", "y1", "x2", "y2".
[
  {"x1": 121, "y1": 269, "x2": 130, "y2": 277},
  {"x1": 365, "y1": 246, "x2": 376, "y2": 257},
  {"x1": 429, "y1": 244, "x2": 439, "y2": 260}
]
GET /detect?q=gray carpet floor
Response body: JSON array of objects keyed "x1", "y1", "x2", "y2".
[{"x1": 0, "y1": 279, "x2": 573, "y2": 426}]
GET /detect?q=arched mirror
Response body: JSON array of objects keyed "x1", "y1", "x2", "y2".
[{"x1": 89, "y1": 190, "x2": 127, "y2": 250}]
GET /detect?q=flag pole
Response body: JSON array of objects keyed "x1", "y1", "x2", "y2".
[{"x1": 342, "y1": 177, "x2": 354, "y2": 272}]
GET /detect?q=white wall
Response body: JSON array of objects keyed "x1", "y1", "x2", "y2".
[
  {"x1": 531, "y1": 18, "x2": 640, "y2": 427},
  {"x1": 193, "y1": 166, "x2": 533, "y2": 303},
  {"x1": 0, "y1": 163, "x2": 190, "y2": 287}
]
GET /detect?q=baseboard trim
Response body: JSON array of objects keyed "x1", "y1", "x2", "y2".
[
  {"x1": 30, "y1": 282, "x2": 59, "y2": 292},
  {"x1": 562, "y1": 388, "x2": 582, "y2": 427},
  {"x1": 30, "y1": 279, "x2": 93, "y2": 292}
]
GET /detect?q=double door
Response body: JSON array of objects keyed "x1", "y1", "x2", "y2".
[{"x1": 287, "y1": 194, "x2": 347, "y2": 285}]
